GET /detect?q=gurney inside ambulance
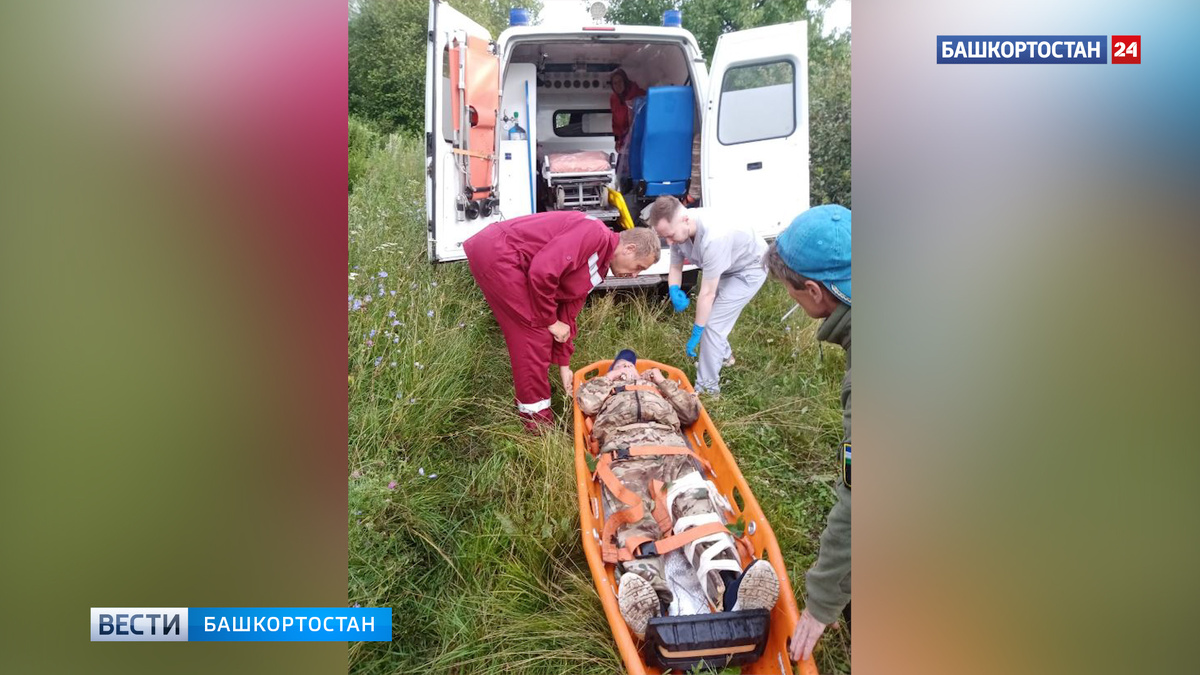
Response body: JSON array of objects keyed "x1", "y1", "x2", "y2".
[{"x1": 573, "y1": 359, "x2": 818, "y2": 675}]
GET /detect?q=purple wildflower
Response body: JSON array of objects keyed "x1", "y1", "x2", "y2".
[
  {"x1": 387, "y1": 481, "x2": 397, "y2": 490},
  {"x1": 390, "y1": 290, "x2": 396, "y2": 296},
  {"x1": 378, "y1": 271, "x2": 388, "y2": 278},
  {"x1": 368, "y1": 329, "x2": 376, "y2": 338},
  {"x1": 388, "y1": 310, "x2": 396, "y2": 318}
]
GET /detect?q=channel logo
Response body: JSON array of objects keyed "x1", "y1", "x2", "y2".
[
  {"x1": 90, "y1": 607, "x2": 393, "y2": 642},
  {"x1": 91, "y1": 608, "x2": 188, "y2": 642},
  {"x1": 937, "y1": 35, "x2": 1141, "y2": 64}
]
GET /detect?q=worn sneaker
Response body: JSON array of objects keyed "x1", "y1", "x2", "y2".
[
  {"x1": 722, "y1": 353, "x2": 736, "y2": 367},
  {"x1": 617, "y1": 572, "x2": 660, "y2": 639},
  {"x1": 731, "y1": 560, "x2": 780, "y2": 612}
]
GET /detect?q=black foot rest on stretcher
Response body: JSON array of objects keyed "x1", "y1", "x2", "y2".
[{"x1": 644, "y1": 609, "x2": 771, "y2": 672}]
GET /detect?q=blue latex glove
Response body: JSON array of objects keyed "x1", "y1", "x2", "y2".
[
  {"x1": 668, "y1": 284, "x2": 690, "y2": 312},
  {"x1": 686, "y1": 324, "x2": 705, "y2": 358}
]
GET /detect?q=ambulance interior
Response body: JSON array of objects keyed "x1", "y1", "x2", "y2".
[{"x1": 497, "y1": 40, "x2": 701, "y2": 231}]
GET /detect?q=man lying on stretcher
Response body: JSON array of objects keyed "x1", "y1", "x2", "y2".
[{"x1": 577, "y1": 349, "x2": 780, "y2": 638}]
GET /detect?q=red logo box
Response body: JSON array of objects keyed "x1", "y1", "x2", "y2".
[{"x1": 1112, "y1": 35, "x2": 1141, "y2": 64}]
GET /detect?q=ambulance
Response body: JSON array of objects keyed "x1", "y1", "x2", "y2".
[{"x1": 425, "y1": 0, "x2": 808, "y2": 286}]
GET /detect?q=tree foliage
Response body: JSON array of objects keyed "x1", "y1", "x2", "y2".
[
  {"x1": 349, "y1": 0, "x2": 541, "y2": 135},
  {"x1": 809, "y1": 31, "x2": 850, "y2": 207}
]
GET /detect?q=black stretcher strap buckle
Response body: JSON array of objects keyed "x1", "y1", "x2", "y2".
[
  {"x1": 634, "y1": 541, "x2": 658, "y2": 558},
  {"x1": 613, "y1": 445, "x2": 632, "y2": 461}
]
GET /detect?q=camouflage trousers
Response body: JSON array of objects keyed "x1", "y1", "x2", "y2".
[{"x1": 600, "y1": 424, "x2": 741, "y2": 611}]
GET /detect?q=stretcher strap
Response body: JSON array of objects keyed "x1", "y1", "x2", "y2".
[
  {"x1": 593, "y1": 460, "x2": 641, "y2": 510},
  {"x1": 612, "y1": 384, "x2": 659, "y2": 394},
  {"x1": 601, "y1": 504, "x2": 646, "y2": 564},
  {"x1": 584, "y1": 417, "x2": 599, "y2": 455},
  {"x1": 650, "y1": 479, "x2": 672, "y2": 535},
  {"x1": 450, "y1": 147, "x2": 494, "y2": 161},
  {"x1": 734, "y1": 533, "x2": 756, "y2": 563},
  {"x1": 610, "y1": 521, "x2": 731, "y2": 563},
  {"x1": 623, "y1": 445, "x2": 714, "y2": 475},
  {"x1": 595, "y1": 457, "x2": 650, "y2": 564}
]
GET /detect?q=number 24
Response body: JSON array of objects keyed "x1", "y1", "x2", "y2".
[{"x1": 1115, "y1": 41, "x2": 1138, "y2": 57}]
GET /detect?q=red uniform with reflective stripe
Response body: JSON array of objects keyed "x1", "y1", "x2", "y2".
[{"x1": 464, "y1": 212, "x2": 619, "y2": 423}]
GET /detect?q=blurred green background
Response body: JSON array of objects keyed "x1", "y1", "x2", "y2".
[{"x1": 0, "y1": 1, "x2": 347, "y2": 672}]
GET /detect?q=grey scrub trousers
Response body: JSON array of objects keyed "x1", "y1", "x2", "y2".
[{"x1": 694, "y1": 267, "x2": 766, "y2": 393}]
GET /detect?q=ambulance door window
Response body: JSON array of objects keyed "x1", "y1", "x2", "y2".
[{"x1": 717, "y1": 60, "x2": 795, "y2": 145}]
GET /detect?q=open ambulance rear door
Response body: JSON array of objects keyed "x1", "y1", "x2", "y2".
[
  {"x1": 426, "y1": 0, "x2": 500, "y2": 262},
  {"x1": 701, "y1": 22, "x2": 809, "y2": 239}
]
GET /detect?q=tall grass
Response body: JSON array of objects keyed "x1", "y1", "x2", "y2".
[{"x1": 348, "y1": 133, "x2": 852, "y2": 674}]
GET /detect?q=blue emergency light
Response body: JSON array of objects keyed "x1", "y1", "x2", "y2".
[
  {"x1": 509, "y1": 8, "x2": 530, "y2": 27},
  {"x1": 662, "y1": 10, "x2": 682, "y2": 27}
]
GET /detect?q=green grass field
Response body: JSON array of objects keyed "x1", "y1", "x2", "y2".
[{"x1": 348, "y1": 134, "x2": 852, "y2": 674}]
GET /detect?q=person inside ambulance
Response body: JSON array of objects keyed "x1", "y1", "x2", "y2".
[
  {"x1": 577, "y1": 349, "x2": 780, "y2": 638},
  {"x1": 463, "y1": 212, "x2": 661, "y2": 432},
  {"x1": 609, "y1": 68, "x2": 645, "y2": 174}
]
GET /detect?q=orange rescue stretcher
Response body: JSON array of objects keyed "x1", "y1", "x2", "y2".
[{"x1": 573, "y1": 359, "x2": 819, "y2": 675}]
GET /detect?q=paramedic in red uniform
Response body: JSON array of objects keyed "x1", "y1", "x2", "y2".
[{"x1": 464, "y1": 212, "x2": 661, "y2": 432}]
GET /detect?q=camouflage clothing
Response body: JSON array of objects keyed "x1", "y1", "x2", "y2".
[{"x1": 578, "y1": 374, "x2": 742, "y2": 610}]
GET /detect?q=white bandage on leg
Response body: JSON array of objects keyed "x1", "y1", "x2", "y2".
[
  {"x1": 671, "y1": 512, "x2": 741, "y2": 603},
  {"x1": 666, "y1": 471, "x2": 734, "y2": 521}
]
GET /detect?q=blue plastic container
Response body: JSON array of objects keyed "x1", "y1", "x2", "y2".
[{"x1": 631, "y1": 86, "x2": 694, "y2": 196}]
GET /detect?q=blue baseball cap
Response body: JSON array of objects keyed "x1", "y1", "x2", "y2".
[
  {"x1": 775, "y1": 205, "x2": 851, "y2": 305},
  {"x1": 613, "y1": 349, "x2": 637, "y2": 365}
]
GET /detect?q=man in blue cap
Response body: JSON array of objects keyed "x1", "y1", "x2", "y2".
[{"x1": 763, "y1": 204, "x2": 851, "y2": 664}]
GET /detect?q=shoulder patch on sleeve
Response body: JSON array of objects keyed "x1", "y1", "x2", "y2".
[{"x1": 842, "y1": 443, "x2": 851, "y2": 489}]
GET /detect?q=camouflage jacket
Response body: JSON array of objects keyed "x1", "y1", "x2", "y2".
[{"x1": 576, "y1": 374, "x2": 701, "y2": 447}]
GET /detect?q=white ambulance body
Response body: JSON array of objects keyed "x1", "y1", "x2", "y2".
[{"x1": 425, "y1": 1, "x2": 808, "y2": 286}]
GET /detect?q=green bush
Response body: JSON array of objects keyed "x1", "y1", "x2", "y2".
[
  {"x1": 809, "y1": 32, "x2": 851, "y2": 208},
  {"x1": 349, "y1": 116, "x2": 382, "y2": 194}
]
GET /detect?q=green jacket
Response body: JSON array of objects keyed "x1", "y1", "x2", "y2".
[{"x1": 805, "y1": 303, "x2": 851, "y2": 624}]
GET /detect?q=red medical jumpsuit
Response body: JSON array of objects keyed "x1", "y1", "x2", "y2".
[{"x1": 463, "y1": 211, "x2": 619, "y2": 429}]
